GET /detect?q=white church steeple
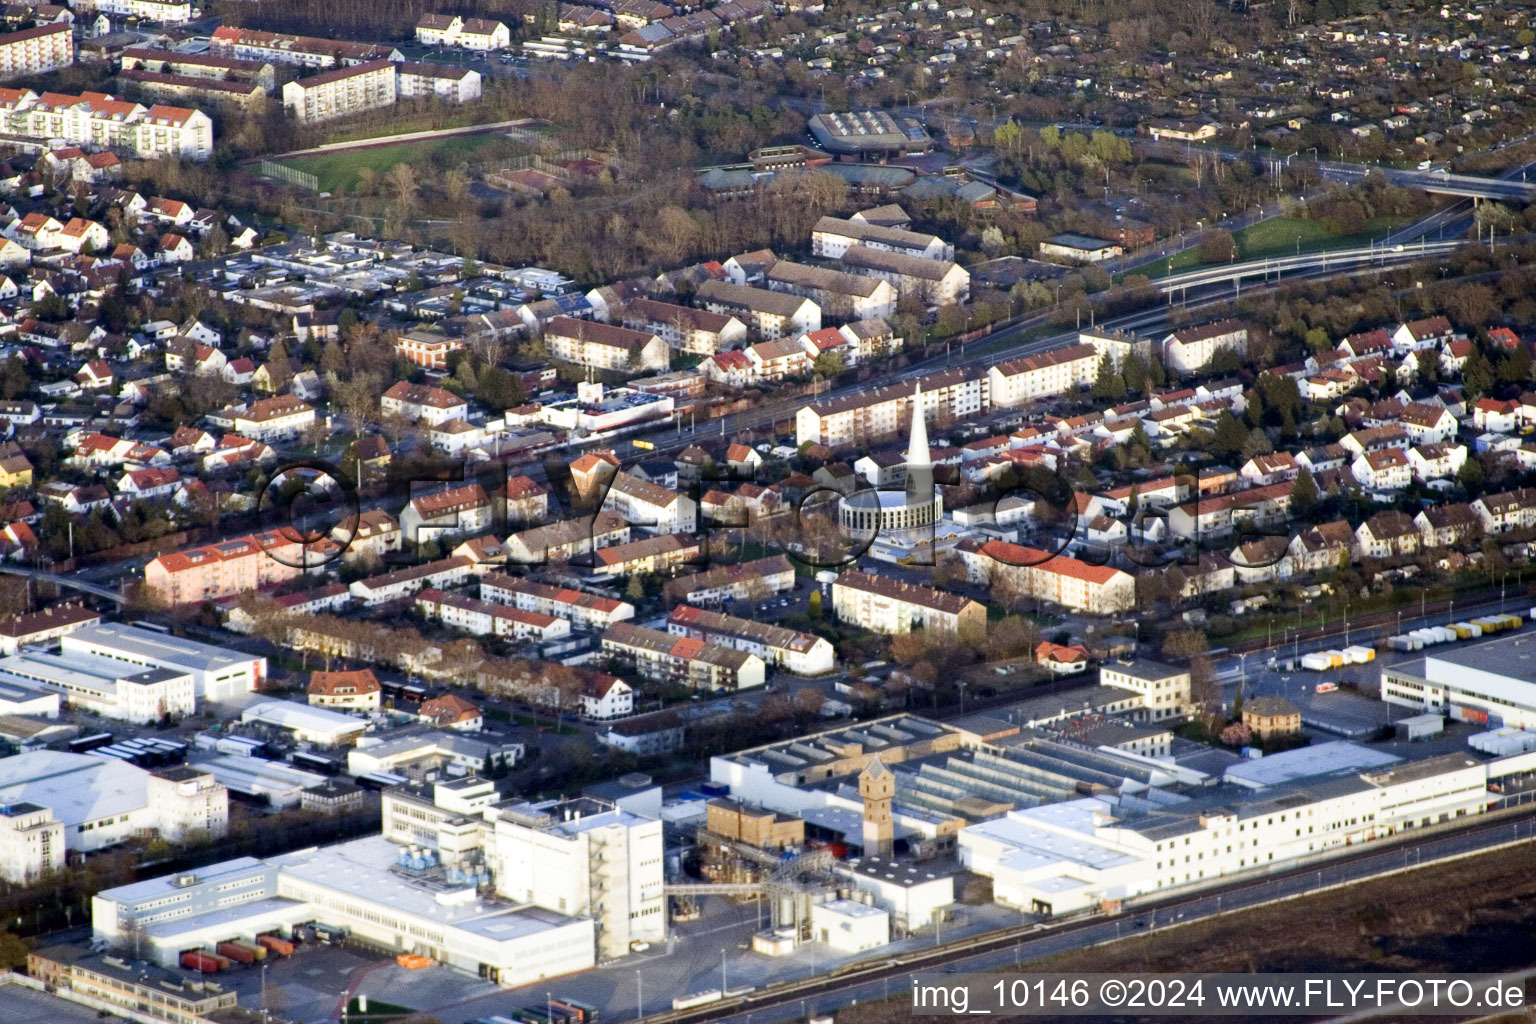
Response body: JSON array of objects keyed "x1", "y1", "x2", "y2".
[{"x1": 905, "y1": 383, "x2": 931, "y2": 469}]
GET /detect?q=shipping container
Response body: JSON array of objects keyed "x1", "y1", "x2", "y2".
[
  {"x1": 1300, "y1": 652, "x2": 1333, "y2": 672},
  {"x1": 560, "y1": 997, "x2": 599, "y2": 1021},
  {"x1": 1388, "y1": 635, "x2": 1415, "y2": 652},
  {"x1": 217, "y1": 941, "x2": 256, "y2": 965},
  {"x1": 549, "y1": 1000, "x2": 590, "y2": 1023},
  {"x1": 314, "y1": 924, "x2": 348, "y2": 943},
  {"x1": 1449, "y1": 623, "x2": 1472, "y2": 640},
  {"x1": 256, "y1": 935, "x2": 294, "y2": 956},
  {"x1": 181, "y1": 950, "x2": 222, "y2": 973},
  {"x1": 397, "y1": 954, "x2": 433, "y2": 969}
]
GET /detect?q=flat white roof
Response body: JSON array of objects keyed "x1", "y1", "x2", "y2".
[
  {"x1": 816, "y1": 897, "x2": 886, "y2": 919},
  {"x1": 274, "y1": 835, "x2": 583, "y2": 943},
  {"x1": 64, "y1": 623, "x2": 262, "y2": 672},
  {"x1": 0, "y1": 750, "x2": 149, "y2": 828},
  {"x1": 241, "y1": 700, "x2": 367, "y2": 735},
  {"x1": 1222, "y1": 741, "x2": 1399, "y2": 789}
]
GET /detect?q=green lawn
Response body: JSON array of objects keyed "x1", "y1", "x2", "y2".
[
  {"x1": 1135, "y1": 215, "x2": 1413, "y2": 278},
  {"x1": 277, "y1": 133, "x2": 525, "y2": 193}
]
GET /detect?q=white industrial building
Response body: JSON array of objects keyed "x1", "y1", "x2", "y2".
[
  {"x1": 0, "y1": 649, "x2": 194, "y2": 723},
  {"x1": 810, "y1": 898, "x2": 889, "y2": 953},
  {"x1": 240, "y1": 701, "x2": 369, "y2": 745},
  {"x1": 1381, "y1": 632, "x2": 1536, "y2": 729},
  {"x1": 61, "y1": 623, "x2": 266, "y2": 702},
  {"x1": 91, "y1": 837, "x2": 596, "y2": 987},
  {"x1": 958, "y1": 753, "x2": 1492, "y2": 917},
  {"x1": 0, "y1": 752, "x2": 227, "y2": 878},
  {"x1": 490, "y1": 797, "x2": 666, "y2": 960}
]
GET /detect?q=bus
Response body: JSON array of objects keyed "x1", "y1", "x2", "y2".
[
  {"x1": 632, "y1": 439, "x2": 655, "y2": 450},
  {"x1": 68, "y1": 732, "x2": 113, "y2": 754},
  {"x1": 290, "y1": 751, "x2": 340, "y2": 775},
  {"x1": 355, "y1": 772, "x2": 407, "y2": 791}
]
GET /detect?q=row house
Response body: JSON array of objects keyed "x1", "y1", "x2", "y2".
[
  {"x1": 415, "y1": 588, "x2": 570, "y2": 641},
  {"x1": 601, "y1": 621, "x2": 766, "y2": 691},
  {"x1": 666, "y1": 604, "x2": 835, "y2": 676},
  {"x1": 348, "y1": 555, "x2": 473, "y2": 606},
  {"x1": 987, "y1": 344, "x2": 1099, "y2": 408},
  {"x1": 209, "y1": 25, "x2": 401, "y2": 68},
  {"x1": 414, "y1": 14, "x2": 510, "y2": 49},
  {"x1": 479, "y1": 573, "x2": 635, "y2": 628},
  {"x1": 201, "y1": 435, "x2": 274, "y2": 473},
  {"x1": 661, "y1": 553, "x2": 795, "y2": 605},
  {"x1": 1167, "y1": 481, "x2": 1293, "y2": 541},
  {"x1": 230, "y1": 395, "x2": 315, "y2": 443},
  {"x1": 1340, "y1": 424, "x2": 1410, "y2": 456},
  {"x1": 592, "y1": 531, "x2": 700, "y2": 576},
  {"x1": 504, "y1": 511, "x2": 629, "y2": 564}
]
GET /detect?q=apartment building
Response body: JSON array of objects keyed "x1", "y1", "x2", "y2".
[
  {"x1": 399, "y1": 483, "x2": 494, "y2": 545},
  {"x1": 283, "y1": 59, "x2": 397, "y2": 124},
  {"x1": 832, "y1": 570, "x2": 987, "y2": 634},
  {"x1": 696, "y1": 280, "x2": 821, "y2": 340},
  {"x1": 395, "y1": 62, "x2": 482, "y2": 103},
  {"x1": 415, "y1": 13, "x2": 511, "y2": 49},
  {"x1": 120, "y1": 47, "x2": 277, "y2": 90},
  {"x1": 75, "y1": 0, "x2": 194, "y2": 21},
  {"x1": 1162, "y1": 319, "x2": 1249, "y2": 376},
  {"x1": 811, "y1": 216, "x2": 952, "y2": 260},
  {"x1": 766, "y1": 260, "x2": 898, "y2": 321},
  {"x1": 0, "y1": 89, "x2": 214, "y2": 160},
  {"x1": 956, "y1": 539, "x2": 1136, "y2": 615},
  {"x1": 838, "y1": 245, "x2": 970, "y2": 306},
  {"x1": 621, "y1": 296, "x2": 747, "y2": 355},
  {"x1": 667, "y1": 604, "x2": 835, "y2": 675},
  {"x1": 144, "y1": 530, "x2": 315, "y2": 606},
  {"x1": 602, "y1": 622, "x2": 766, "y2": 691},
  {"x1": 116, "y1": 70, "x2": 266, "y2": 110},
  {"x1": 209, "y1": 25, "x2": 401, "y2": 68},
  {"x1": 0, "y1": 23, "x2": 72, "y2": 80},
  {"x1": 796, "y1": 366, "x2": 987, "y2": 446},
  {"x1": 544, "y1": 316, "x2": 668, "y2": 372},
  {"x1": 988, "y1": 344, "x2": 1099, "y2": 407},
  {"x1": 381, "y1": 380, "x2": 468, "y2": 424},
  {"x1": 480, "y1": 574, "x2": 635, "y2": 628},
  {"x1": 231, "y1": 395, "x2": 316, "y2": 442},
  {"x1": 602, "y1": 471, "x2": 697, "y2": 533}
]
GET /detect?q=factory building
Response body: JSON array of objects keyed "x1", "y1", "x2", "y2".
[
  {"x1": 61, "y1": 622, "x2": 266, "y2": 702},
  {"x1": 1381, "y1": 631, "x2": 1536, "y2": 729}
]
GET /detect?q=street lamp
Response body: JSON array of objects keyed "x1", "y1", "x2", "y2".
[
  {"x1": 721, "y1": 948, "x2": 728, "y2": 994},
  {"x1": 636, "y1": 969, "x2": 643, "y2": 1021}
]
